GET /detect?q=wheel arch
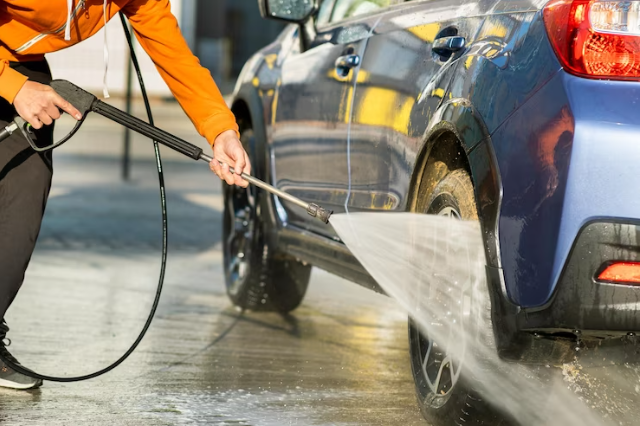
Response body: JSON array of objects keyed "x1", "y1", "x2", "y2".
[
  {"x1": 407, "y1": 127, "x2": 472, "y2": 215},
  {"x1": 230, "y1": 88, "x2": 282, "y2": 235},
  {"x1": 231, "y1": 98, "x2": 253, "y2": 132},
  {"x1": 407, "y1": 117, "x2": 524, "y2": 357},
  {"x1": 408, "y1": 96, "x2": 500, "y2": 268},
  {"x1": 230, "y1": 89, "x2": 265, "y2": 176}
]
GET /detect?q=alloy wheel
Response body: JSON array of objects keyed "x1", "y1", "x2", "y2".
[{"x1": 414, "y1": 200, "x2": 467, "y2": 406}]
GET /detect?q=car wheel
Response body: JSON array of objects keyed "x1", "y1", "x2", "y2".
[
  {"x1": 222, "y1": 128, "x2": 311, "y2": 313},
  {"x1": 409, "y1": 169, "x2": 508, "y2": 425}
]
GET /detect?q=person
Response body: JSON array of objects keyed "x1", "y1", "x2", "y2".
[{"x1": 0, "y1": 0, "x2": 251, "y2": 390}]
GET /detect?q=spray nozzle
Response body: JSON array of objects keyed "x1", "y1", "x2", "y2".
[{"x1": 307, "y1": 203, "x2": 333, "y2": 224}]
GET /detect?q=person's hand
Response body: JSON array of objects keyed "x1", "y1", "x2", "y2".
[
  {"x1": 13, "y1": 81, "x2": 82, "y2": 129},
  {"x1": 210, "y1": 130, "x2": 251, "y2": 188}
]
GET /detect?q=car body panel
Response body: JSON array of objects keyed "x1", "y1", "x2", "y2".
[
  {"x1": 270, "y1": 26, "x2": 370, "y2": 237},
  {"x1": 491, "y1": 69, "x2": 572, "y2": 307},
  {"x1": 342, "y1": 8, "x2": 481, "y2": 213}
]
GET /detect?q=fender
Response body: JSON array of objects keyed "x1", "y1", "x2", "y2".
[
  {"x1": 410, "y1": 97, "x2": 525, "y2": 357},
  {"x1": 468, "y1": 137, "x2": 525, "y2": 359},
  {"x1": 428, "y1": 98, "x2": 491, "y2": 154}
]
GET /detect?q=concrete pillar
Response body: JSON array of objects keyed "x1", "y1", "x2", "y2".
[
  {"x1": 195, "y1": 0, "x2": 231, "y2": 83},
  {"x1": 180, "y1": 0, "x2": 198, "y2": 50}
]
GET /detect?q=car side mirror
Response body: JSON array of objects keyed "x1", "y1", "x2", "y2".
[{"x1": 258, "y1": 0, "x2": 316, "y2": 23}]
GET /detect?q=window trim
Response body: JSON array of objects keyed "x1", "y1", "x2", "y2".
[{"x1": 315, "y1": 0, "x2": 416, "y2": 31}]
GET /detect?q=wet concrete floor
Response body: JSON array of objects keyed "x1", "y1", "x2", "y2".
[{"x1": 0, "y1": 110, "x2": 427, "y2": 425}]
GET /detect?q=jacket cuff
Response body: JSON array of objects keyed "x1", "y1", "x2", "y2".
[
  {"x1": 202, "y1": 113, "x2": 241, "y2": 146},
  {"x1": 0, "y1": 66, "x2": 29, "y2": 104}
]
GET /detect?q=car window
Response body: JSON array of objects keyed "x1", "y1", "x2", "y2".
[{"x1": 329, "y1": 0, "x2": 401, "y2": 23}]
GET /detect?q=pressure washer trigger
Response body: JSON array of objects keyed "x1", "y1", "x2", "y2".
[
  {"x1": 13, "y1": 112, "x2": 87, "y2": 153},
  {"x1": 50, "y1": 79, "x2": 98, "y2": 117},
  {"x1": 0, "y1": 81, "x2": 96, "y2": 152}
]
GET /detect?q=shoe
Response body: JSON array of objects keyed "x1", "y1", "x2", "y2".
[{"x1": 0, "y1": 320, "x2": 42, "y2": 390}]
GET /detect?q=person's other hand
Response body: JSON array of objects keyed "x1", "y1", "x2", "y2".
[
  {"x1": 210, "y1": 130, "x2": 251, "y2": 188},
  {"x1": 13, "y1": 81, "x2": 82, "y2": 129}
]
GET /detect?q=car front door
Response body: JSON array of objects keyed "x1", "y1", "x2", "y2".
[{"x1": 269, "y1": 0, "x2": 400, "y2": 236}]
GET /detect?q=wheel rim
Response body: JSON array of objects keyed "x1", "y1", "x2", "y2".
[
  {"x1": 436, "y1": 206, "x2": 460, "y2": 220},
  {"x1": 223, "y1": 184, "x2": 255, "y2": 296},
  {"x1": 414, "y1": 199, "x2": 467, "y2": 403}
]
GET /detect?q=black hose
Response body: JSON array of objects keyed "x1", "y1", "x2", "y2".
[{"x1": 1, "y1": 12, "x2": 168, "y2": 382}]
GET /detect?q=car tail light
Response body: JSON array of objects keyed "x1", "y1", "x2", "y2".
[
  {"x1": 597, "y1": 261, "x2": 640, "y2": 284},
  {"x1": 543, "y1": 0, "x2": 640, "y2": 80}
]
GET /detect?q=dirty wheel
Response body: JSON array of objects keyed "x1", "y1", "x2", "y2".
[
  {"x1": 222, "y1": 128, "x2": 311, "y2": 313},
  {"x1": 409, "y1": 169, "x2": 507, "y2": 425}
]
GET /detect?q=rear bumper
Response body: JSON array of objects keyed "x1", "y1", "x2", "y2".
[
  {"x1": 488, "y1": 221, "x2": 640, "y2": 364},
  {"x1": 519, "y1": 221, "x2": 640, "y2": 337}
]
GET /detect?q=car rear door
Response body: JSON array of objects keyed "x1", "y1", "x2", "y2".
[
  {"x1": 270, "y1": 1, "x2": 401, "y2": 236},
  {"x1": 339, "y1": 1, "x2": 483, "y2": 212}
]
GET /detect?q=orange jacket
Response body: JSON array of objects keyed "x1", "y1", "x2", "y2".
[{"x1": 0, "y1": 0, "x2": 238, "y2": 144}]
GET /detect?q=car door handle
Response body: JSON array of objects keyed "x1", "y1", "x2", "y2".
[
  {"x1": 335, "y1": 54, "x2": 361, "y2": 77},
  {"x1": 432, "y1": 36, "x2": 466, "y2": 56}
]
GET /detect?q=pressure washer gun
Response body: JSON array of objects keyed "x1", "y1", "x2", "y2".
[{"x1": 0, "y1": 80, "x2": 332, "y2": 224}]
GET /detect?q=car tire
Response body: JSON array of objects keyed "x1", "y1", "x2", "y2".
[
  {"x1": 408, "y1": 169, "x2": 509, "y2": 426},
  {"x1": 222, "y1": 128, "x2": 311, "y2": 313}
]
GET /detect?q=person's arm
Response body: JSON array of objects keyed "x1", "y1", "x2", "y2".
[
  {"x1": 0, "y1": 60, "x2": 28, "y2": 104},
  {"x1": 123, "y1": 0, "x2": 250, "y2": 187}
]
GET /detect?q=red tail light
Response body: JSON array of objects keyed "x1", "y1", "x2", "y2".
[
  {"x1": 543, "y1": 0, "x2": 640, "y2": 80},
  {"x1": 597, "y1": 262, "x2": 640, "y2": 284}
]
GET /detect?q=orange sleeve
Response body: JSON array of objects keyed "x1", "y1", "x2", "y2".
[
  {"x1": 122, "y1": 0, "x2": 239, "y2": 145},
  {"x1": 0, "y1": 60, "x2": 29, "y2": 104}
]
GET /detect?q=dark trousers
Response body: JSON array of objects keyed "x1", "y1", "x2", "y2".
[{"x1": 0, "y1": 60, "x2": 54, "y2": 320}]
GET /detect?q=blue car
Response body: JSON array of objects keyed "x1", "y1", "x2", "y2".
[{"x1": 223, "y1": 0, "x2": 640, "y2": 423}]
